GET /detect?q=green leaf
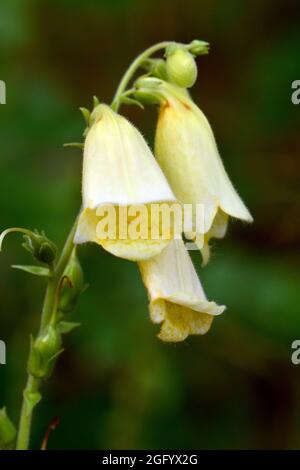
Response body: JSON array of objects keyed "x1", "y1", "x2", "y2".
[
  {"x1": 12, "y1": 265, "x2": 51, "y2": 277},
  {"x1": 57, "y1": 321, "x2": 81, "y2": 334}
]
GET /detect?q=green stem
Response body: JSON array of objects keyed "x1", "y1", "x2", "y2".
[
  {"x1": 40, "y1": 219, "x2": 78, "y2": 331},
  {"x1": 111, "y1": 41, "x2": 172, "y2": 112},
  {"x1": 16, "y1": 219, "x2": 78, "y2": 450},
  {"x1": 16, "y1": 376, "x2": 40, "y2": 450}
]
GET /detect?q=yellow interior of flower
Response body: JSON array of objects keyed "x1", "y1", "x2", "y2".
[
  {"x1": 77, "y1": 203, "x2": 182, "y2": 261},
  {"x1": 150, "y1": 299, "x2": 214, "y2": 342}
]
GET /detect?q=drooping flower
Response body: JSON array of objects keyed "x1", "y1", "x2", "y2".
[
  {"x1": 139, "y1": 237, "x2": 225, "y2": 342},
  {"x1": 74, "y1": 104, "x2": 177, "y2": 261},
  {"x1": 135, "y1": 78, "x2": 253, "y2": 264}
]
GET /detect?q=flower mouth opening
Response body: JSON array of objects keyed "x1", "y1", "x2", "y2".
[
  {"x1": 150, "y1": 299, "x2": 215, "y2": 342},
  {"x1": 74, "y1": 202, "x2": 185, "y2": 261}
]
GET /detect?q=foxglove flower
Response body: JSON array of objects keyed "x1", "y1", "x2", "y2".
[
  {"x1": 74, "y1": 104, "x2": 177, "y2": 261},
  {"x1": 135, "y1": 78, "x2": 253, "y2": 263},
  {"x1": 139, "y1": 238, "x2": 225, "y2": 342}
]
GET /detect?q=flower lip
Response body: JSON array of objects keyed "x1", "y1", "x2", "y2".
[{"x1": 139, "y1": 238, "x2": 225, "y2": 342}]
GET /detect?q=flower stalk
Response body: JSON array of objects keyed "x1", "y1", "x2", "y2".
[
  {"x1": 111, "y1": 41, "x2": 172, "y2": 112},
  {"x1": 15, "y1": 42, "x2": 178, "y2": 450}
]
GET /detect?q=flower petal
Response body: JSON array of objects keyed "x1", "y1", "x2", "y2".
[
  {"x1": 75, "y1": 104, "x2": 177, "y2": 261},
  {"x1": 148, "y1": 80, "x2": 253, "y2": 255},
  {"x1": 83, "y1": 104, "x2": 175, "y2": 208},
  {"x1": 139, "y1": 238, "x2": 225, "y2": 342}
]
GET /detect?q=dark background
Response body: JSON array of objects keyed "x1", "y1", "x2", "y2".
[{"x1": 0, "y1": 0, "x2": 300, "y2": 449}]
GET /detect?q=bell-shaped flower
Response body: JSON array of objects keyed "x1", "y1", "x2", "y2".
[
  {"x1": 139, "y1": 237, "x2": 225, "y2": 342},
  {"x1": 135, "y1": 78, "x2": 253, "y2": 263},
  {"x1": 74, "y1": 104, "x2": 177, "y2": 261}
]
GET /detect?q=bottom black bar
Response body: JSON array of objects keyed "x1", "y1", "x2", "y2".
[{"x1": 0, "y1": 450, "x2": 299, "y2": 465}]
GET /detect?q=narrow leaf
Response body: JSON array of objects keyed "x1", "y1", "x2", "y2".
[
  {"x1": 12, "y1": 265, "x2": 51, "y2": 277},
  {"x1": 63, "y1": 142, "x2": 84, "y2": 149}
]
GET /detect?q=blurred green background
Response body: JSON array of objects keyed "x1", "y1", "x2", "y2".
[{"x1": 1, "y1": 0, "x2": 300, "y2": 450}]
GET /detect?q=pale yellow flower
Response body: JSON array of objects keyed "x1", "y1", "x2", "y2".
[
  {"x1": 139, "y1": 237, "x2": 225, "y2": 342},
  {"x1": 136, "y1": 78, "x2": 253, "y2": 263},
  {"x1": 74, "y1": 104, "x2": 177, "y2": 261}
]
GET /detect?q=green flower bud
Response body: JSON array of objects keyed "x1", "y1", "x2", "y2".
[
  {"x1": 188, "y1": 40, "x2": 210, "y2": 56},
  {"x1": 151, "y1": 59, "x2": 168, "y2": 80},
  {"x1": 143, "y1": 58, "x2": 168, "y2": 81},
  {"x1": 0, "y1": 407, "x2": 17, "y2": 448},
  {"x1": 58, "y1": 249, "x2": 84, "y2": 313},
  {"x1": 28, "y1": 326, "x2": 62, "y2": 379},
  {"x1": 23, "y1": 230, "x2": 57, "y2": 265},
  {"x1": 38, "y1": 241, "x2": 57, "y2": 264},
  {"x1": 166, "y1": 48, "x2": 197, "y2": 88},
  {"x1": 134, "y1": 77, "x2": 163, "y2": 105}
]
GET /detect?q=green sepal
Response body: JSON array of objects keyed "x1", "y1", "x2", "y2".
[
  {"x1": 133, "y1": 77, "x2": 162, "y2": 106},
  {"x1": 63, "y1": 142, "x2": 84, "y2": 149},
  {"x1": 142, "y1": 58, "x2": 168, "y2": 81},
  {"x1": 57, "y1": 321, "x2": 81, "y2": 334},
  {"x1": 58, "y1": 249, "x2": 85, "y2": 314},
  {"x1": 12, "y1": 265, "x2": 51, "y2": 277},
  {"x1": 164, "y1": 42, "x2": 178, "y2": 58},
  {"x1": 93, "y1": 96, "x2": 100, "y2": 107},
  {"x1": 79, "y1": 107, "x2": 91, "y2": 126},
  {"x1": 120, "y1": 96, "x2": 144, "y2": 109},
  {"x1": 187, "y1": 39, "x2": 210, "y2": 56},
  {"x1": 47, "y1": 348, "x2": 64, "y2": 364}
]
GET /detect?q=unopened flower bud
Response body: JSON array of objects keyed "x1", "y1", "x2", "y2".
[
  {"x1": 59, "y1": 249, "x2": 84, "y2": 313},
  {"x1": 0, "y1": 407, "x2": 16, "y2": 448},
  {"x1": 28, "y1": 326, "x2": 62, "y2": 379},
  {"x1": 143, "y1": 59, "x2": 168, "y2": 81},
  {"x1": 38, "y1": 241, "x2": 57, "y2": 264},
  {"x1": 23, "y1": 230, "x2": 57, "y2": 265},
  {"x1": 133, "y1": 77, "x2": 165, "y2": 105},
  {"x1": 166, "y1": 48, "x2": 197, "y2": 88},
  {"x1": 188, "y1": 40, "x2": 210, "y2": 56}
]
